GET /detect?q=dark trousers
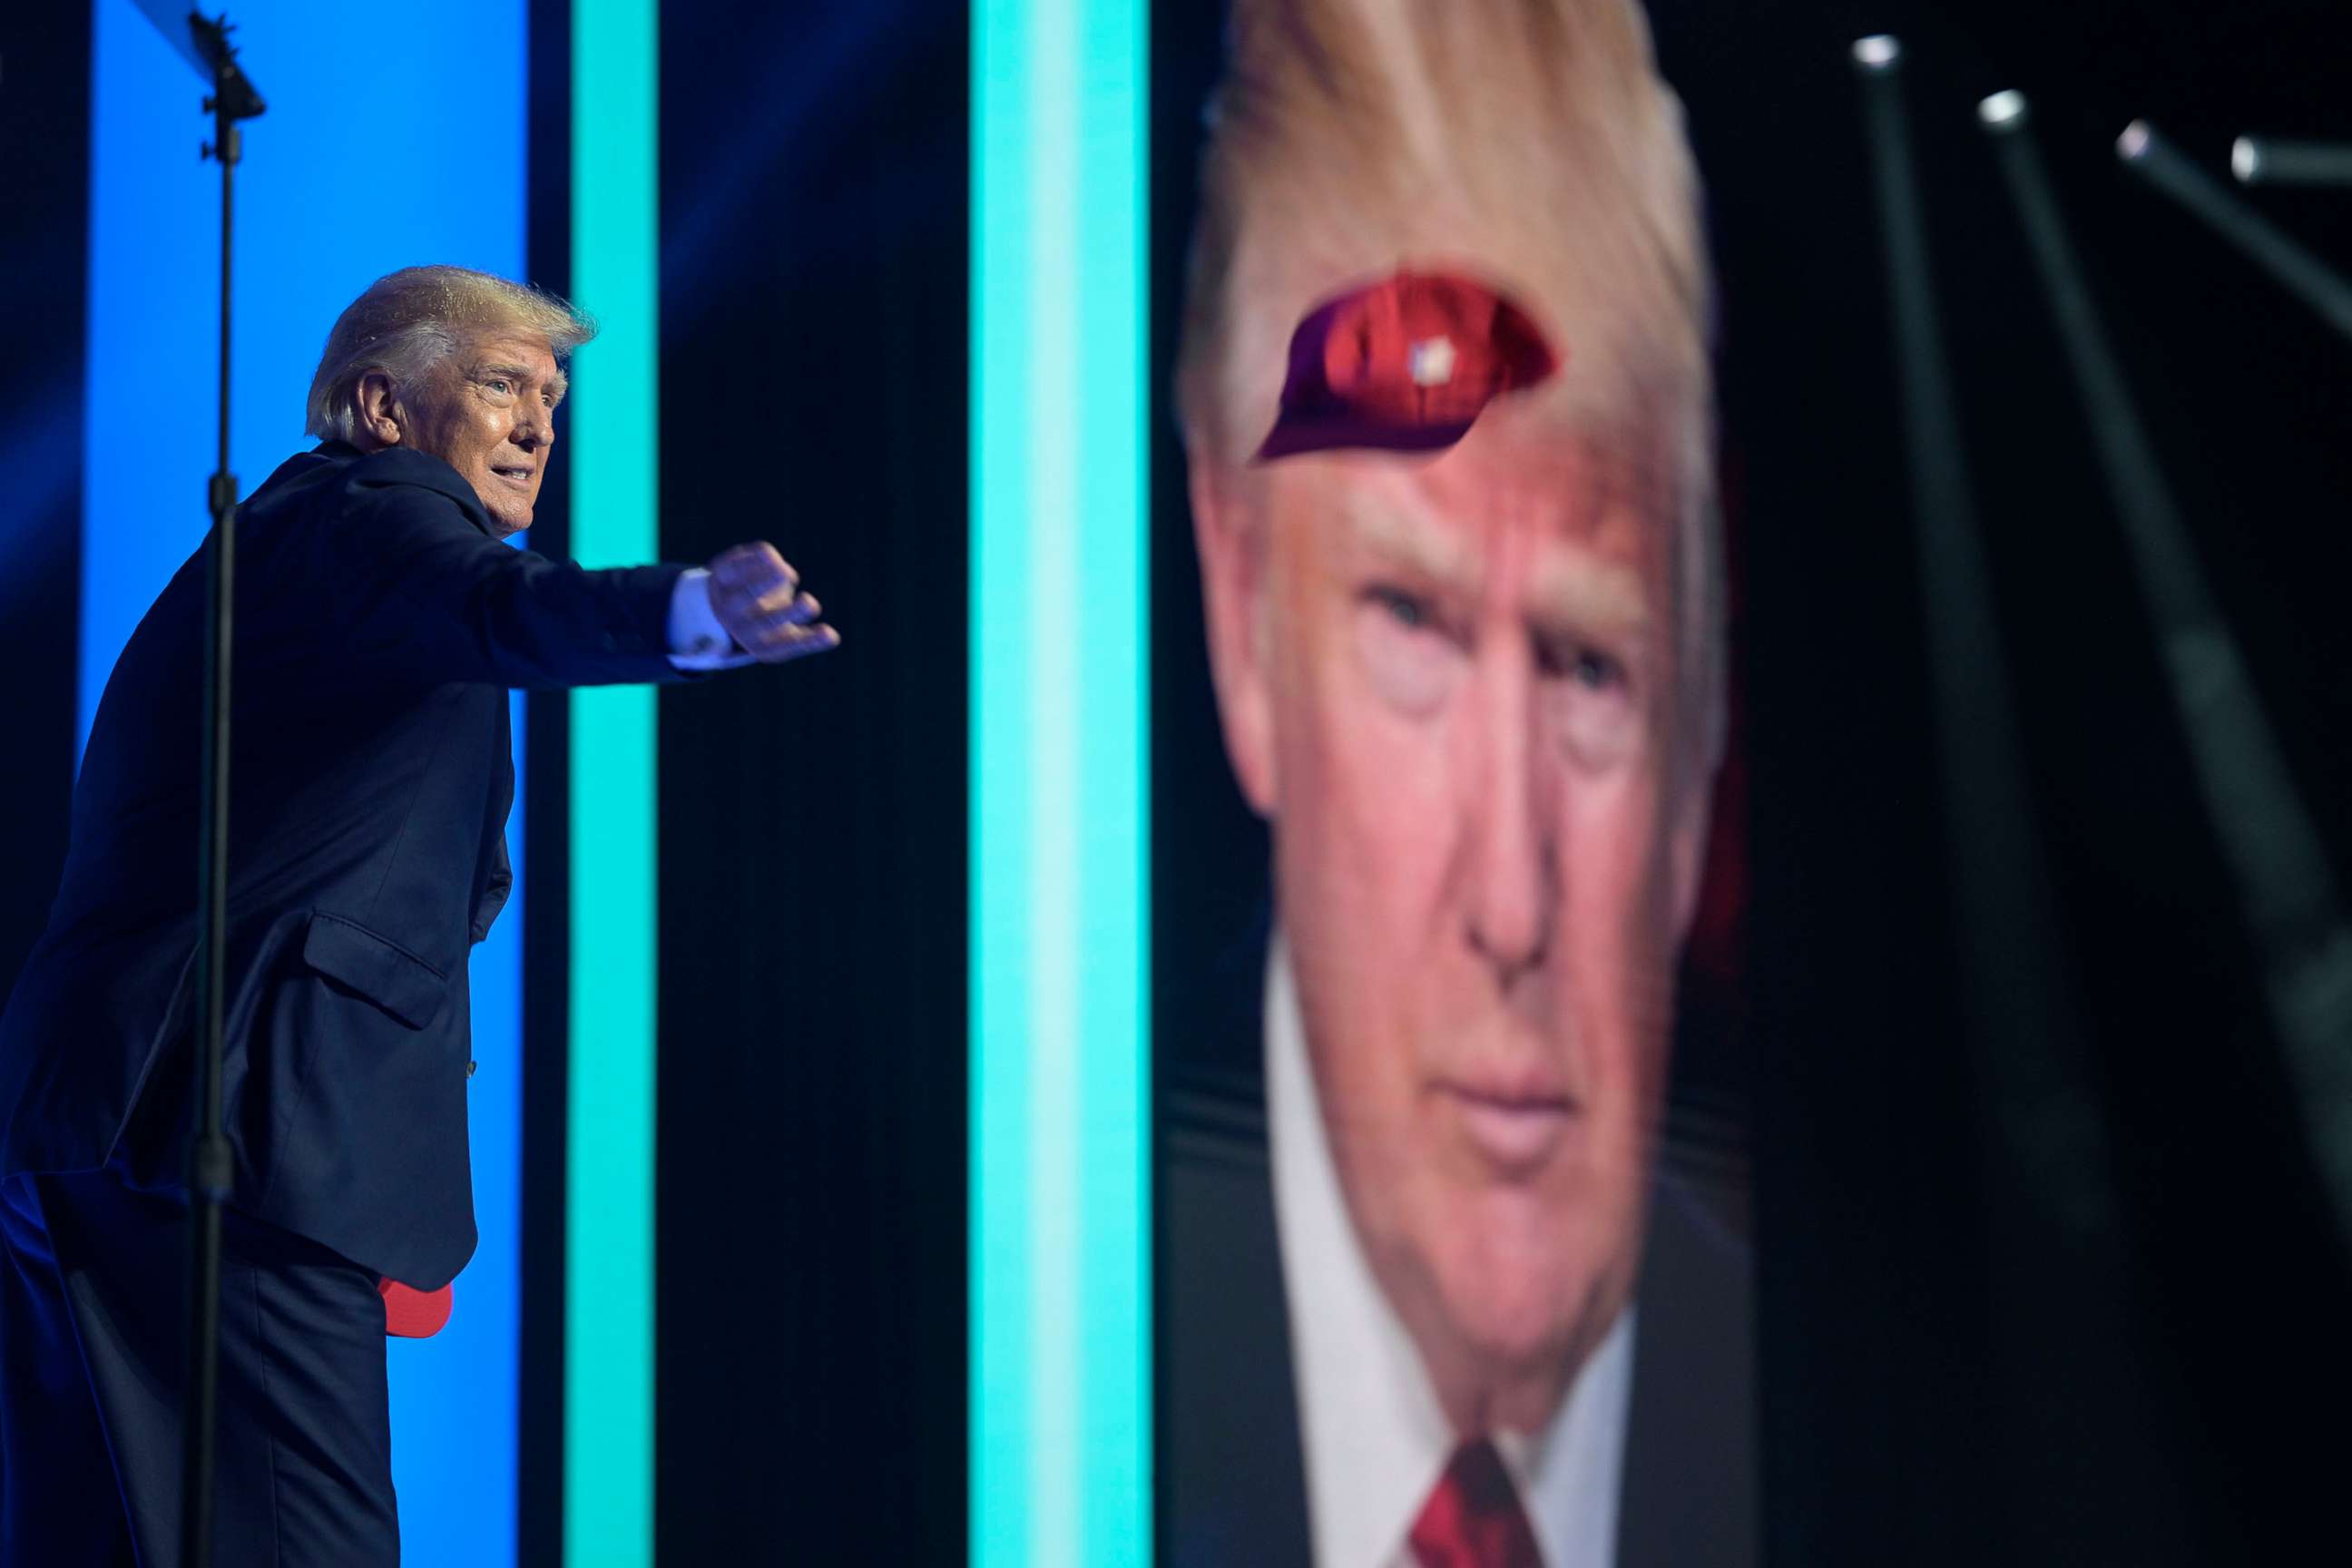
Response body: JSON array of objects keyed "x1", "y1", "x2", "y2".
[{"x1": 0, "y1": 1165, "x2": 398, "y2": 1566}]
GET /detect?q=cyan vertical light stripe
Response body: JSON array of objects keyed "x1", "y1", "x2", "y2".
[
  {"x1": 83, "y1": 3, "x2": 528, "y2": 1561},
  {"x1": 567, "y1": 2, "x2": 659, "y2": 1564},
  {"x1": 971, "y1": 3, "x2": 1151, "y2": 1565}
]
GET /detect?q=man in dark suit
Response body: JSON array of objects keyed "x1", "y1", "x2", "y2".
[
  {"x1": 1161, "y1": 2, "x2": 1754, "y2": 1563},
  {"x1": 0, "y1": 265, "x2": 835, "y2": 1564}
]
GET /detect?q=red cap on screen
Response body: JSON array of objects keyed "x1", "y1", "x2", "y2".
[
  {"x1": 1255, "y1": 269, "x2": 1560, "y2": 461},
  {"x1": 380, "y1": 1278, "x2": 453, "y2": 1338}
]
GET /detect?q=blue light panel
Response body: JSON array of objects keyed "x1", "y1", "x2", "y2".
[{"x1": 970, "y1": 2, "x2": 1152, "y2": 1564}]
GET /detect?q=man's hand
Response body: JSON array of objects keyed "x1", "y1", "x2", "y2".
[{"x1": 706, "y1": 542, "x2": 839, "y2": 663}]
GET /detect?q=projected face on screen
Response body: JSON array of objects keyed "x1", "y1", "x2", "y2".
[{"x1": 1194, "y1": 403, "x2": 1710, "y2": 1432}]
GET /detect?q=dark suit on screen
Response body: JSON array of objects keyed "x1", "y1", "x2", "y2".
[
  {"x1": 1159, "y1": 957, "x2": 1759, "y2": 1568},
  {"x1": 0, "y1": 440, "x2": 699, "y2": 1563}
]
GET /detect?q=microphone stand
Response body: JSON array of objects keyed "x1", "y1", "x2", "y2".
[{"x1": 130, "y1": 11, "x2": 267, "y2": 1566}]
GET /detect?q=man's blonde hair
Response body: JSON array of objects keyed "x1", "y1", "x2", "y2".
[
  {"x1": 1175, "y1": 0, "x2": 1724, "y2": 772},
  {"x1": 306, "y1": 266, "x2": 596, "y2": 442}
]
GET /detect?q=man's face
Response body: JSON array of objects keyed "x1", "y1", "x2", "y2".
[
  {"x1": 1199, "y1": 409, "x2": 1708, "y2": 1430},
  {"x1": 399, "y1": 332, "x2": 564, "y2": 537}
]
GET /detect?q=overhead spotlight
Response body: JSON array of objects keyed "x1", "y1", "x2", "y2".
[
  {"x1": 1851, "y1": 34, "x2": 1902, "y2": 71},
  {"x1": 2117, "y1": 120, "x2": 2154, "y2": 162},
  {"x1": 2226, "y1": 136, "x2": 2352, "y2": 188},
  {"x1": 1977, "y1": 90, "x2": 2028, "y2": 132}
]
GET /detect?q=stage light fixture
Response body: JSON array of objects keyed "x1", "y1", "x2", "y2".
[
  {"x1": 1994, "y1": 99, "x2": 2352, "y2": 1251},
  {"x1": 1851, "y1": 12, "x2": 2124, "y2": 1302},
  {"x1": 2115, "y1": 118, "x2": 2352, "y2": 342},
  {"x1": 1977, "y1": 90, "x2": 2028, "y2": 131},
  {"x1": 2229, "y1": 136, "x2": 2352, "y2": 188},
  {"x1": 1851, "y1": 34, "x2": 1901, "y2": 71}
]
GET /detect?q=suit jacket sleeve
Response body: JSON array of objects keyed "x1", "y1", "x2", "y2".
[{"x1": 320, "y1": 450, "x2": 696, "y2": 691}]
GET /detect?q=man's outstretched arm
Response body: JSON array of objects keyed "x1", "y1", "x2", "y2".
[{"x1": 320, "y1": 463, "x2": 837, "y2": 689}]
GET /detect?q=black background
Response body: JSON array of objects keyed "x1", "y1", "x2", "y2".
[
  {"x1": 0, "y1": 8, "x2": 89, "y2": 1017},
  {"x1": 638, "y1": 3, "x2": 971, "y2": 1563}
]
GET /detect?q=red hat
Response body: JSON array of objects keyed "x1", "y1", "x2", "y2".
[{"x1": 1255, "y1": 269, "x2": 1560, "y2": 461}]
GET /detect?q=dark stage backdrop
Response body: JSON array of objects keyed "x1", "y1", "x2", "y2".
[
  {"x1": 0, "y1": 9, "x2": 89, "y2": 1014},
  {"x1": 1667, "y1": 2, "x2": 2350, "y2": 1563},
  {"x1": 521, "y1": 5, "x2": 573, "y2": 1557},
  {"x1": 514, "y1": 2, "x2": 970, "y2": 1562},
  {"x1": 1673, "y1": 5, "x2": 2352, "y2": 1562},
  {"x1": 642, "y1": 4, "x2": 969, "y2": 1564}
]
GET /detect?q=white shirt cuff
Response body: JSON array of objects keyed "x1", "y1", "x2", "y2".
[{"x1": 667, "y1": 567, "x2": 756, "y2": 671}]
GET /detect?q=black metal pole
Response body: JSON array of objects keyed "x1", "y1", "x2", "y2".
[{"x1": 181, "y1": 44, "x2": 247, "y2": 1568}]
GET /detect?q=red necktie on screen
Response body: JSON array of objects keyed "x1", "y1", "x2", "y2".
[{"x1": 1407, "y1": 1438, "x2": 1544, "y2": 1568}]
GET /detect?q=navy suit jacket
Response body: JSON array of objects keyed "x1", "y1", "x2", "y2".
[{"x1": 0, "y1": 441, "x2": 694, "y2": 1289}]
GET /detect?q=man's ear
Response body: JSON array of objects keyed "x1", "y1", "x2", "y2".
[
  {"x1": 353, "y1": 369, "x2": 405, "y2": 448},
  {"x1": 1667, "y1": 700, "x2": 1725, "y2": 943},
  {"x1": 1190, "y1": 451, "x2": 1279, "y2": 818},
  {"x1": 1668, "y1": 784, "x2": 1713, "y2": 945}
]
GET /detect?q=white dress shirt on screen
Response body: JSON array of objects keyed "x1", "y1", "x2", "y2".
[{"x1": 1267, "y1": 945, "x2": 1635, "y2": 1568}]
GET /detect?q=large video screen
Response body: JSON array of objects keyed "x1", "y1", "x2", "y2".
[{"x1": 1150, "y1": 5, "x2": 1754, "y2": 1563}]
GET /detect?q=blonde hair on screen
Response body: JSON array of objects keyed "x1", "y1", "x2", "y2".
[{"x1": 1175, "y1": 0, "x2": 1724, "y2": 774}]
